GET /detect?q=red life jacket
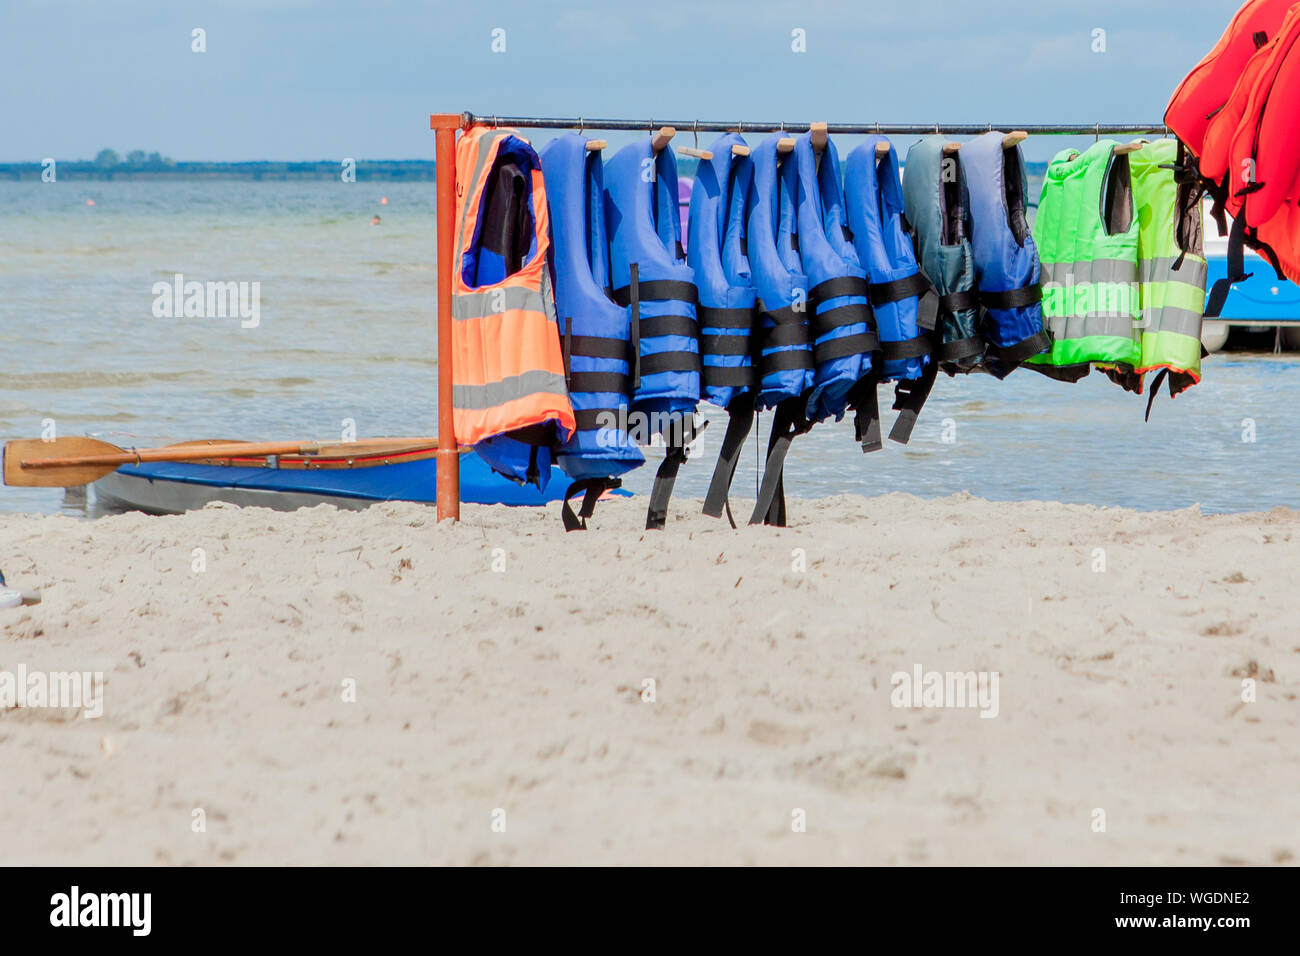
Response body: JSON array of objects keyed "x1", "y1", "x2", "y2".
[
  {"x1": 1165, "y1": 0, "x2": 1300, "y2": 313},
  {"x1": 1197, "y1": 8, "x2": 1295, "y2": 191},
  {"x1": 1165, "y1": 0, "x2": 1295, "y2": 160}
]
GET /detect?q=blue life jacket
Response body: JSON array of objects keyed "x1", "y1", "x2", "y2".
[
  {"x1": 689, "y1": 133, "x2": 757, "y2": 411},
  {"x1": 960, "y1": 132, "x2": 1052, "y2": 376},
  {"x1": 539, "y1": 134, "x2": 645, "y2": 529},
  {"x1": 688, "y1": 133, "x2": 764, "y2": 523},
  {"x1": 793, "y1": 133, "x2": 877, "y2": 425},
  {"x1": 604, "y1": 139, "x2": 701, "y2": 529},
  {"x1": 747, "y1": 133, "x2": 813, "y2": 411},
  {"x1": 741, "y1": 133, "x2": 818, "y2": 527},
  {"x1": 844, "y1": 136, "x2": 936, "y2": 448}
]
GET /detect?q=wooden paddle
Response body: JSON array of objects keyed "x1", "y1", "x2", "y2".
[{"x1": 3, "y1": 436, "x2": 440, "y2": 488}]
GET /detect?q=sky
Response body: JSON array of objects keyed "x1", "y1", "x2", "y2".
[{"x1": 0, "y1": 0, "x2": 1241, "y2": 163}]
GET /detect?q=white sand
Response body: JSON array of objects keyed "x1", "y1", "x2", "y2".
[{"x1": 1, "y1": 494, "x2": 1297, "y2": 866}]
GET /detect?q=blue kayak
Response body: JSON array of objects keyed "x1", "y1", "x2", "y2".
[
  {"x1": 1205, "y1": 253, "x2": 1300, "y2": 320},
  {"x1": 92, "y1": 449, "x2": 574, "y2": 514}
]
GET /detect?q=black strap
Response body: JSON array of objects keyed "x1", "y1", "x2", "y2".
[
  {"x1": 761, "y1": 321, "x2": 812, "y2": 349},
  {"x1": 934, "y1": 335, "x2": 985, "y2": 363},
  {"x1": 761, "y1": 347, "x2": 815, "y2": 373},
  {"x1": 881, "y1": 335, "x2": 931, "y2": 361},
  {"x1": 566, "y1": 333, "x2": 628, "y2": 361},
  {"x1": 916, "y1": 285, "x2": 978, "y2": 337},
  {"x1": 760, "y1": 302, "x2": 807, "y2": 327},
  {"x1": 851, "y1": 377, "x2": 883, "y2": 453},
  {"x1": 563, "y1": 317, "x2": 632, "y2": 395},
  {"x1": 1143, "y1": 366, "x2": 1200, "y2": 422},
  {"x1": 562, "y1": 316, "x2": 572, "y2": 388},
  {"x1": 629, "y1": 263, "x2": 641, "y2": 391},
  {"x1": 1168, "y1": 140, "x2": 1204, "y2": 268},
  {"x1": 697, "y1": 305, "x2": 755, "y2": 330},
  {"x1": 812, "y1": 302, "x2": 872, "y2": 338},
  {"x1": 889, "y1": 359, "x2": 939, "y2": 444},
  {"x1": 808, "y1": 275, "x2": 870, "y2": 305},
  {"x1": 638, "y1": 313, "x2": 698, "y2": 337},
  {"x1": 1143, "y1": 369, "x2": 1169, "y2": 423},
  {"x1": 702, "y1": 398, "x2": 756, "y2": 527},
  {"x1": 568, "y1": 370, "x2": 629, "y2": 394},
  {"x1": 939, "y1": 289, "x2": 979, "y2": 314},
  {"x1": 638, "y1": 350, "x2": 701, "y2": 376},
  {"x1": 526, "y1": 444, "x2": 540, "y2": 488},
  {"x1": 610, "y1": 278, "x2": 698, "y2": 307},
  {"x1": 573, "y1": 407, "x2": 623, "y2": 431},
  {"x1": 561, "y1": 477, "x2": 621, "y2": 532},
  {"x1": 645, "y1": 418, "x2": 706, "y2": 531},
  {"x1": 869, "y1": 271, "x2": 930, "y2": 308},
  {"x1": 985, "y1": 328, "x2": 1052, "y2": 367},
  {"x1": 748, "y1": 397, "x2": 812, "y2": 527},
  {"x1": 813, "y1": 331, "x2": 880, "y2": 364},
  {"x1": 1205, "y1": 213, "x2": 1249, "y2": 319},
  {"x1": 1205, "y1": 180, "x2": 1286, "y2": 318},
  {"x1": 701, "y1": 364, "x2": 755, "y2": 389},
  {"x1": 980, "y1": 283, "x2": 1042, "y2": 310}
]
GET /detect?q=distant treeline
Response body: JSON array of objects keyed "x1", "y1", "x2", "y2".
[
  {"x1": 0, "y1": 157, "x2": 438, "y2": 182},
  {"x1": 0, "y1": 152, "x2": 1047, "y2": 183}
]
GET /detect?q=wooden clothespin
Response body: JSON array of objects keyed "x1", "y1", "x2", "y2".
[
  {"x1": 875, "y1": 142, "x2": 892, "y2": 158},
  {"x1": 1113, "y1": 139, "x2": 1147, "y2": 155},
  {"x1": 584, "y1": 139, "x2": 607, "y2": 152},
  {"x1": 677, "y1": 146, "x2": 714, "y2": 161},
  {"x1": 1001, "y1": 130, "x2": 1028, "y2": 149},
  {"x1": 776, "y1": 137, "x2": 796, "y2": 154},
  {"x1": 810, "y1": 121, "x2": 828, "y2": 168},
  {"x1": 941, "y1": 142, "x2": 962, "y2": 155},
  {"x1": 731, "y1": 144, "x2": 751, "y2": 158},
  {"x1": 810, "y1": 122, "x2": 828, "y2": 151},
  {"x1": 651, "y1": 126, "x2": 676, "y2": 153}
]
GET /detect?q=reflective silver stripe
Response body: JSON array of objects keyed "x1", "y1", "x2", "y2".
[
  {"x1": 1140, "y1": 256, "x2": 1209, "y2": 288},
  {"x1": 452, "y1": 285, "x2": 551, "y2": 320},
  {"x1": 454, "y1": 130, "x2": 511, "y2": 270},
  {"x1": 540, "y1": 268, "x2": 558, "y2": 325},
  {"x1": 1142, "y1": 306, "x2": 1202, "y2": 337},
  {"x1": 1080, "y1": 314, "x2": 1136, "y2": 337},
  {"x1": 1042, "y1": 259, "x2": 1137, "y2": 284},
  {"x1": 453, "y1": 369, "x2": 570, "y2": 411}
]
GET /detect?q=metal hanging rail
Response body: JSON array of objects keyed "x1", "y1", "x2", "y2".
[
  {"x1": 429, "y1": 111, "x2": 1173, "y2": 522},
  {"x1": 457, "y1": 114, "x2": 1169, "y2": 137}
]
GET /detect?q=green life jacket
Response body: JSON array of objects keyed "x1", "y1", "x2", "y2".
[
  {"x1": 1130, "y1": 138, "x2": 1208, "y2": 405},
  {"x1": 1028, "y1": 141, "x2": 1141, "y2": 387}
]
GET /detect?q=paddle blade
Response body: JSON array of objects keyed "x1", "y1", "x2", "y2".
[{"x1": 2, "y1": 437, "x2": 124, "y2": 487}]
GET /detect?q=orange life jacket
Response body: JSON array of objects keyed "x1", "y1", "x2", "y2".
[{"x1": 451, "y1": 126, "x2": 575, "y2": 485}]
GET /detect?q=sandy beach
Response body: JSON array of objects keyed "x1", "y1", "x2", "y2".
[{"x1": 0, "y1": 493, "x2": 1295, "y2": 866}]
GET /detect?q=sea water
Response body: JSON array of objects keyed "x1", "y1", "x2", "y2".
[{"x1": 1, "y1": 179, "x2": 1295, "y2": 517}]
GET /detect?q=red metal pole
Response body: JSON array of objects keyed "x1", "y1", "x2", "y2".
[{"x1": 431, "y1": 113, "x2": 462, "y2": 521}]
